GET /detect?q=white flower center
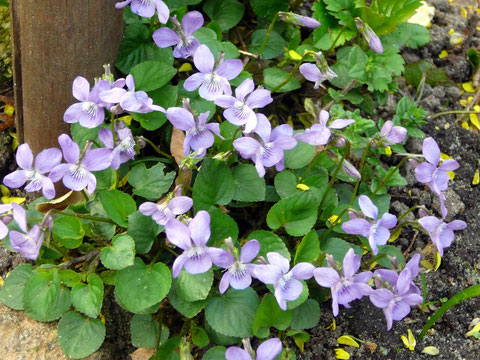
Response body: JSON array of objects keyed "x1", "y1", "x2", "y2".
[
  {"x1": 82, "y1": 101, "x2": 98, "y2": 116},
  {"x1": 278, "y1": 271, "x2": 292, "y2": 289},
  {"x1": 25, "y1": 170, "x2": 43, "y2": 187},
  {"x1": 118, "y1": 136, "x2": 136, "y2": 157},
  {"x1": 69, "y1": 164, "x2": 87, "y2": 182},
  {"x1": 204, "y1": 73, "x2": 223, "y2": 94},
  {"x1": 233, "y1": 101, "x2": 249, "y2": 119}
]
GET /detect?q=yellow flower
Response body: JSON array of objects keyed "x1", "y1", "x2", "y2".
[
  {"x1": 462, "y1": 82, "x2": 475, "y2": 93},
  {"x1": 334, "y1": 348, "x2": 350, "y2": 359},
  {"x1": 438, "y1": 50, "x2": 448, "y2": 59},
  {"x1": 337, "y1": 335, "x2": 360, "y2": 348},
  {"x1": 401, "y1": 329, "x2": 416, "y2": 351},
  {"x1": 288, "y1": 50, "x2": 303, "y2": 61}
]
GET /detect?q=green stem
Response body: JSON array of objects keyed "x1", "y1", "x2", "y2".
[
  {"x1": 350, "y1": 138, "x2": 374, "y2": 204},
  {"x1": 397, "y1": 205, "x2": 429, "y2": 222},
  {"x1": 154, "y1": 310, "x2": 165, "y2": 352},
  {"x1": 161, "y1": 244, "x2": 179, "y2": 258},
  {"x1": 142, "y1": 137, "x2": 174, "y2": 161},
  {"x1": 318, "y1": 142, "x2": 351, "y2": 211},
  {"x1": 81, "y1": 189, "x2": 90, "y2": 201},
  {"x1": 53, "y1": 209, "x2": 115, "y2": 224},
  {"x1": 254, "y1": 13, "x2": 278, "y2": 59},
  {"x1": 328, "y1": 19, "x2": 353, "y2": 52},
  {"x1": 371, "y1": 156, "x2": 410, "y2": 196},
  {"x1": 430, "y1": 109, "x2": 480, "y2": 120},
  {"x1": 270, "y1": 53, "x2": 309, "y2": 93},
  {"x1": 300, "y1": 150, "x2": 323, "y2": 180}
]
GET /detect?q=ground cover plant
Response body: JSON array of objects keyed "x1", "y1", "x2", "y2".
[{"x1": 0, "y1": 0, "x2": 471, "y2": 359}]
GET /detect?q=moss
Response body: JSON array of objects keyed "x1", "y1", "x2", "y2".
[{"x1": 0, "y1": 2, "x2": 12, "y2": 87}]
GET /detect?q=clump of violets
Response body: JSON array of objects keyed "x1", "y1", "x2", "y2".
[
  {"x1": 233, "y1": 114, "x2": 297, "y2": 177},
  {"x1": 184, "y1": 45, "x2": 243, "y2": 101},
  {"x1": 314, "y1": 248, "x2": 373, "y2": 316},
  {"x1": 139, "y1": 194, "x2": 193, "y2": 228},
  {"x1": 253, "y1": 252, "x2": 314, "y2": 310},
  {"x1": 342, "y1": 195, "x2": 397, "y2": 255},
  {"x1": 214, "y1": 78, "x2": 273, "y2": 133},
  {"x1": 217, "y1": 238, "x2": 260, "y2": 294},
  {"x1": 370, "y1": 255, "x2": 423, "y2": 330},
  {"x1": 226, "y1": 338, "x2": 282, "y2": 360},
  {"x1": 415, "y1": 137, "x2": 459, "y2": 218},
  {"x1": 295, "y1": 109, "x2": 354, "y2": 146},
  {"x1": 165, "y1": 211, "x2": 230, "y2": 277},
  {"x1": 166, "y1": 99, "x2": 222, "y2": 157},
  {"x1": 115, "y1": 0, "x2": 169, "y2": 24},
  {"x1": 98, "y1": 124, "x2": 136, "y2": 170},
  {"x1": 299, "y1": 51, "x2": 337, "y2": 89},
  {"x1": 278, "y1": 11, "x2": 320, "y2": 29},
  {"x1": 153, "y1": 11, "x2": 203, "y2": 58},
  {"x1": 3, "y1": 143, "x2": 62, "y2": 199},
  {"x1": 49, "y1": 134, "x2": 113, "y2": 194},
  {"x1": 418, "y1": 216, "x2": 467, "y2": 256},
  {"x1": 355, "y1": 17, "x2": 383, "y2": 54}
]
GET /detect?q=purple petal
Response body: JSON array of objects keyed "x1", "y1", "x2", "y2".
[
  {"x1": 184, "y1": 73, "x2": 206, "y2": 92},
  {"x1": 313, "y1": 267, "x2": 340, "y2": 288},
  {"x1": 166, "y1": 107, "x2": 195, "y2": 131},
  {"x1": 216, "y1": 59, "x2": 243, "y2": 80},
  {"x1": 63, "y1": 168, "x2": 89, "y2": 191},
  {"x1": 257, "y1": 338, "x2": 283, "y2": 360},
  {"x1": 58, "y1": 134, "x2": 80, "y2": 164},
  {"x1": 72, "y1": 76, "x2": 90, "y2": 102},
  {"x1": 214, "y1": 95, "x2": 237, "y2": 108},
  {"x1": 193, "y1": 45, "x2": 214, "y2": 73},
  {"x1": 415, "y1": 162, "x2": 435, "y2": 183},
  {"x1": 199, "y1": 79, "x2": 226, "y2": 101},
  {"x1": 131, "y1": 0, "x2": 155, "y2": 18},
  {"x1": 253, "y1": 114, "x2": 272, "y2": 143},
  {"x1": 252, "y1": 264, "x2": 283, "y2": 284},
  {"x1": 291, "y1": 262, "x2": 315, "y2": 280},
  {"x1": 219, "y1": 272, "x2": 231, "y2": 294},
  {"x1": 115, "y1": 0, "x2": 132, "y2": 9},
  {"x1": 229, "y1": 271, "x2": 252, "y2": 290},
  {"x1": 246, "y1": 88, "x2": 273, "y2": 109},
  {"x1": 12, "y1": 203, "x2": 28, "y2": 233},
  {"x1": 3, "y1": 170, "x2": 27, "y2": 188},
  {"x1": 83, "y1": 148, "x2": 112, "y2": 171},
  {"x1": 403, "y1": 293, "x2": 423, "y2": 306},
  {"x1": 272, "y1": 135, "x2": 297, "y2": 151},
  {"x1": 391, "y1": 299, "x2": 411, "y2": 321},
  {"x1": 48, "y1": 163, "x2": 70, "y2": 183},
  {"x1": 172, "y1": 254, "x2": 188, "y2": 278},
  {"x1": 374, "y1": 269, "x2": 398, "y2": 287},
  {"x1": 342, "y1": 248, "x2": 360, "y2": 279},
  {"x1": 370, "y1": 288, "x2": 394, "y2": 308},
  {"x1": 405, "y1": 254, "x2": 421, "y2": 278},
  {"x1": 120, "y1": 92, "x2": 143, "y2": 112},
  {"x1": 438, "y1": 159, "x2": 459, "y2": 171},
  {"x1": 396, "y1": 268, "x2": 412, "y2": 295},
  {"x1": 165, "y1": 218, "x2": 192, "y2": 250},
  {"x1": 41, "y1": 177, "x2": 56, "y2": 199},
  {"x1": 207, "y1": 247, "x2": 233, "y2": 268},
  {"x1": 100, "y1": 87, "x2": 126, "y2": 104},
  {"x1": 433, "y1": 170, "x2": 450, "y2": 193},
  {"x1": 370, "y1": 224, "x2": 390, "y2": 249},
  {"x1": 168, "y1": 197, "x2": 193, "y2": 215},
  {"x1": 438, "y1": 226, "x2": 455, "y2": 248},
  {"x1": 240, "y1": 240, "x2": 260, "y2": 263},
  {"x1": 329, "y1": 119, "x2": 355, "y2": 129},
  {"x1": 342, "y1": 218, "x2": 371, "y2": 237},
  {"x1": 0, "y1": 222, "x2": 8, "y2": 240},
  {"x1": 418, "y1": 216, "x2": 442, "y2": 233},
  {"x1": 139, "y1": 202, "x2": 159, "y2": 216},
  {"x1": 189, "y1": 210, "x2": 210, "y2": 247},
  {"x1": 274, "y1": 286, "x2": 287, "y2": 310},
  {"x1": 235, "y1": 78, "x2": 254, "y2": 101},
  {"x1": 225, "y1": 347, "x2": 251, "y2": 360},
  {"x1": 378, "y1": 213, "x2": 397, "y2": 229},
  {"x1": 205, "y1": 123, "x2": 222, "y2": 138},
  {"x1": 282, "y1": 277, "x2": 303, "y2": 301},
  {"x1": 98, "y1": 129, "x2": 114, "y2": 149},
  {"x1": 299, "y1": 63, "x2": 322, "y2": 82},
  {"x1": 24, "y1": 176, "x2": 43, "y2": 193},
  {"x1": 422, "y1": 137, "x2": 441, "y2": 165},
  {"x1": 153, "y1": 27, "x2": 180, "y2": 48},
  {"x1": 354, "y1": 271, "x2": 373, "y2": 283},
  {"x1": 155, "y1": 0, "x2": 170, "y2": 24},
  {"x1": 184, "y1": 253, "x2": 212, "y2": 274},
  {"x1": 266, "y1": 252, "x2": 290, "y2": 273},
  {"x1": 183, "y1": 11, "x2": 204, "y2": 35},
  {"x1": 233, "y1": 137, "x2": 261, "y2": 157},
  {"x1": 447, "y1": 220, "x2": 467, "y2": 231},
  {"x1": 86, "y1": 172, "x2": 97, "y2": 194},
  {"x1": 358, "y1": 195, "x2": 378, "y2": 220},
  {"x1": 34, "y1": 148, "x2": 62, "y2": 173},
  {"x1": 386, "y1": 126, "x2": 407, "y2": 144},
  {"x1": 15, "y1": 144, "x2": 33, "y2": 170},
  {"x1": 63, "y1": 103, "x2": 85, "y2": 124}
]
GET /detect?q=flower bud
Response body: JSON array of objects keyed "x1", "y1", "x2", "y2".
[{"x1": 355, "y1": 17, "x2": 383, "y2": 54}]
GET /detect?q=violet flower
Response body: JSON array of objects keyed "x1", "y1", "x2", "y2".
[
  {"x1": 342, "y1": 160, "x2": 361, "y2": 179},
  {"x1": 278, "y1": 11, "x2": 320, "y2": 29},
  {"x1": 233, "y1": 114, "x2": 297, "y2": 177},
  {"x1": 299, "y1": 52, "x2": 337, "y2": 89},
  {"x1": 418, "y1": 216, "x2": 467, "y2": 256},
  {"x1": 3, "y1": 143, "x2": 62, "y2": 199},
  {"x1": 0, "y1": 203, "x2": 13, "y2": 239},
  {"x1": 49, "y1": 134, "x2": 113, "y2": 194},
  {"x1": 165, "y1": 211, "x2": 230, "y2": 277},
  {"x1": 153, "y1": 11, "x2": 203, "y2": 58},
  {"x1": 342, "y1": 195, "x2": 397, "y2": 255},
  {"x1": 115, "y1": 0, "x2": 169, "y2": 24},
  {"x1": 370, "y1": 254, "x2": 423, "y2": 330},
  {"x1": 253, "y1": 252, "x2": 314, "y2": 310},
  {"x1": 100, "y1": 74, "x2": 166, "y2": 114},
  {"x1": 98, "y1": 125, "x2": 136, "y2": 170},
  {"x1": 166, "y1": 104, "x2": 222, "y2": 157},
  {"x1": 215, "y1": 78, "x2": 273, "y2": 133},
  {"x1": 64, "y1": 76, "x2": 110, "y2": 129},
  {"x1": 184, "y1": 45, "x2": 243, "y2": 101},
  {"x1": 9, "y1": 203, "x2": 44, "y2": 260},
  {"x1": 295, "y1": 110, "x2": 354, "y2": 146},
  {"x1": 217, "y1": 239, "x2": 260, "y2": 294},
  {"x1": 139, "y1": 196, "x2": 193, "y2": 227},
  {"x1": 355, "y1": 18, "x2": 383, "y2": 54},
  {"x1": 226, "y1": 338, "x2": 282, "y2": 360},
  {"x1": 379, "y1": 121, "x2": 407, "y2": 145},
  {"x1": 313, "y1": 248, "x2": 373, "y2": 316}
]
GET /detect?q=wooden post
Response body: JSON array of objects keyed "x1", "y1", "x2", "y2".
[{"x1": 10, "y1": 0, "x2": 124, "y2": 155}]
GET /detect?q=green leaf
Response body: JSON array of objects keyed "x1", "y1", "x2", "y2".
[
  {"x1": 377, "y1": 245, "x2": 405, "y2": 268},
  {"x1": 267, "y1": 191, "x2": 319, "y2": 236},
  {"x1": 57, "y1": 311, "x2": 106, "y2": 359},
  {"x1": 250, "y1": 0, "x2": 288, "y2": 20},
  {"x1": 100, "y1": 234, "x2": 136, "y2": 270},
  {"x1": 52, "y1": 216, "x2": 85, "y2": 249},
  {"x1": 205, "y1": 288, "x2": 260, "y2": 338},
  {"x1": 165, "y1": 0, "x2": 202, "y2": 8},
  {"x1": 381, "y1": 23, "x2": 430, "y2": 50},
  {"x1": 115, "y1": 258, "x2": 171, "y2": 313},
  {"x1": 98, "y1": 189, "x2": 136, "y2": 227},
  {"x1": 128, "y1": 163, "x2": 176, "y2": 200},
  {"x1": 155, "y1": 337, "x2": 181, "y2": 360},
  {"x1": 173, "y1": 269, "x2": 213, "y2": 302},
  {"x1": 253, "y1": 294, "x2": 293, "y2": 338},
  {"x1": 71, "y1": 274, "x2": 104, "y2": 318},
  {"x1": 249, "y1": 29, "x2": 287, "y2": 60},
  {"x1": 116, "y1": 23, "x2": 174, "y2": 73},
  {"x1": 59, "y1": 270, "x2": 83, "y2": 287},
  {"x1": 263, "y1": 68, "x2": 301, "y2": 93},
  {"x1": 191, "y1": 326, "x2": 210, "y2": 348},
  {"x1": 70, "y1": 123, "x2": 103, "y2": 149},
  {"x1": 247, "y1": 230, "x2": 290, "y2": 261},
  {"x1": 24, "y1": 270, "x2": 71, "y2": 322},
  {"x1": 193, "y1": 158, "x2": 234, "y2": 211},
  {"x1": 294, "y1": 230, "x2": 320, "y2": 264},
  {"x1": 133, "y1": 84, "x2": 178, "y2": 131},
  {"x1": 130, "y1": 61, "x2": 177, "y2": 92},
  {"x1": 0, "y1": 264, "x2": 34, "y2": 310},
  {"x1": 284, "y1": 141, "x2": 316, "y2": 170},
  {"x1": 290, "y1": 299, "x2": 321, "y2": 330},
  {"x1": 232, "y1": 164, "x2": 266, "y2": 202},
  {"x1": 404, "y1": 60, "x2": 453, "y2": 87},
  {"x1": 168, "y1": 286, "x2": 208, "y2": 318},
  {"x1": 274, "y1": 171, "x2": 298, "y2": 199},
  {"x1": 208, "y1": 207, "x2": 239, "y2": 246},
  {"x1": 321, "y1": 237, "x2": 363, "y2": 265},
  {"x1": 203, "y1": 346, "x2": 227, "y2": 360},
  {"x1": 370, "y1": 0, "x2": 423, "y2": 34},
  {"x1": 203, "y1": 0, "x2": 245, "y2": 31},
  {"x1": 128, "y1": 211, "x2": 162, "y2": 254},
  {"x1": 131, "y1": 314, "x2": 169, "y2": 348}
]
